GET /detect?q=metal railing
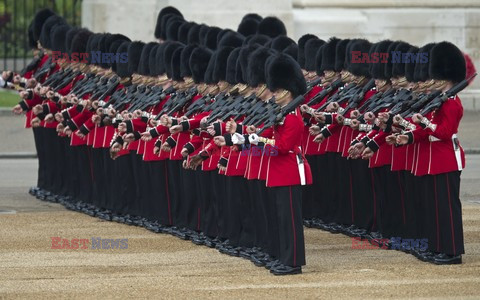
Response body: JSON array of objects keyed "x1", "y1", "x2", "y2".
[{"x1": 0, "y1": 0, "x2": 82, "y2": 72}]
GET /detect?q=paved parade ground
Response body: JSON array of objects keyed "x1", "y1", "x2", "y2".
[{"x1": 0, "y1": 157, "x2": 479, "y2": 299}]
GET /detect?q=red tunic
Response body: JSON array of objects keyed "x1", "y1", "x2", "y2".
[
  {"x1": 265, "y1": 108, "x2": 313, "y2": 187},
  {"x1": 411, "y1": 96, "x2": 465, "y2": 176}
]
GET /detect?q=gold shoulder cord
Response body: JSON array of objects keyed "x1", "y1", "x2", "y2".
[{"x1": 256, "y1": 84, "x2": 267, "y2": 98}]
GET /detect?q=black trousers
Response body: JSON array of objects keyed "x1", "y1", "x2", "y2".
[
  {"x1": 225, "y1": 176, "x2": 254, "y2": 248},
  {"x1": 112, "y1": 154, "x2": 135, "y2": 214},
  {"x1": 42, "y1": 128, "x2": 58, "y2": 192},
  {"x1": 196, "y1": 170, "x2": 216, "y2": 236},
  {"x1": 269, "y1": 185, "x2": 306, "y2": 267},
  {"x1": 211, "y1": 172, "x2": 226, "y2": 239},
  {"x1": 91, "y1": 148, "x2": 106, "y2": 208},
  {"x1": 180, "y1": 167, "x2": 199, "y2": 231},
  {"x1": 335, "y1": 155, "x2": 352, "y2": 226},
  {"x1": 71, "y1": 145, "x2": 93, "y2": 204},
  {"x1": 419, "y1": 171, "x2": 464, "y2": 256},
  {"x1": 350, "y1": 159, "x2": 374, "y2": 230},
  {"x1": 166, "y1": 160, "x2": 183, "y2": 227},
  {"x1": 249, "y1": 179, "x2": 269, "y2": 252},
  {"x1": 63, "y1": 138, "x2": 77, "y2": 200},
  {"x1": 323, "y1": 152, "x2": 340, "y2": 224},
  {"x1": 129, "y1": 151, "x2": 144, "y2": 217},
  {"x1": 302, "y1": 155, "x2": 318, "y2": 220},
  {"x1": 146, "y1": 160, "x2": 170, "y2": 224},
  {"x1": 383, "y1": 170, "x2": 408, "y2": 239},
  {"x1": 403, "y1": 171, "x2": 418, "y2": 239},
  {"x1": 32, "y1": 127, "x2": 46, "y2": 190}
]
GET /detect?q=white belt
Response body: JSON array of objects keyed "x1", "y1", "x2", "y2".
[
  {"x1": 295, "y1": 147, "x2": 306, "y2": 185},
  {"x1": 428, "y1": 133, "x2": 462, "y2": 171},
  {"x1": 452, "y1": 133, "x2": 463, "y2": 171}
]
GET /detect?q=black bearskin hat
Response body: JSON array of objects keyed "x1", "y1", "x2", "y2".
[
  {"x1": 266, "y1": 52, "x2": 306, "y2": 97},
  {"x1": 319, "y1": 37, "x2": 340, "y2": 73},
  {"x1": 116, "y1": 41, "x2": 131, "y2": 78},
  {"x1": 257, "y1": 17, "x2": 286, "y2": 38},
  {"x1": 347, "y1": 39, "x2": 372, "y2": 77},
  {"x1": 218, "y1": 31, "x2": 244, "y2": 48},
  {"x1": 226, "y1": 47, "x2": 241, "y2": 85},
  {"x1": 245, "y1": 34, "x2": 271, "y2": 47},
  {"x1": 213, "y1": 46, "x2": 235, "y2": 82},
  {"x1": 297, "y1": 34, "x2": 318, "y2": 69},
  {"x1": 429, "y1": 41, "x2": 466, "y2": 83},
  {"x1": 189, "y1": 46, "x2": 213, "y2": 83},
  {"x1": 304, "y1": 38, "x2": 325, "y2": 72},
  {"x1": 39, "y1": 15, "x2": 66, "y2": 49},
  {"x1": 33, "y1": 8, "x2": 56, "y2": 41},
  {"x1": 405, "y1": 46, "x2": 419, "y2": 82},
  {"x1": 391, "y1": 41, "x2": 412, "y2": 78},
  {"x1": 51, "y1": 24, "x2": 71, "y2": 53},
  {"x1": 370, "y1": 40, "x2": 392, "y2": 80},
  {"x1": 334, "y1": 39, "x2": 350, "y2": 72},
  {"x1": 155, "y1": 6, "x2": 183, "y2": 39},
  {"x1": 414, "y1": 43, "x2": 436, "y2": 82},
  {"x1": 180, "y1": 44, "x2": 196, "y2": 78},
  {"x1": 247, "y1": 46, "x2": 274, "y2": 87}
]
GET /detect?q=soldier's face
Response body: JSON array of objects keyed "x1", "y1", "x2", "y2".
[
  {"x1": 375, "y1": 79, "x2": 388, "y2": 91},
  {"x1": 273, "y1": 89, "x2": 292, "y2": 106},
  {"x1": 257, "y1": 85, "x2": 272, "y2": 101},
  {"x1": 217, "y1": 81, "x2": 229, "y2": 92}
]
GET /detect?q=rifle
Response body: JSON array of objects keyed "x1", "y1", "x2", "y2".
[
  {"x1": 257, "y1": 95, "x2": 305, "y2": 134},
  {"x1": 242, "y1": 99, "x2": 271, "y2": 125},
  {"x1": 399, "y1": 90, "x2": 439, "y2": 118},
  {"x1": 53, "y1": 70, "x2": 82, "y2": 92},
  {"x1": 20, "y1": 54, "x2": 43, "y2": 77},
  {"x1": 356, "y1": 89, "x2": 409, "y2": 123},
  {"x1": 338, "y1": 79, "x2": 376, "y2": 116},
  {"x1": 33, "y1": 57, "x2": 55, "y2": 81},
  {"x1": 419, "y1": 73, "x2": 477, "y2": 116},
  {"x1": 307, "y1": 79, "x2": 343, "y2": 106},
  {"x1": 314, "y1": 82, "x2": 358, "y2": 112},
  {"x1": 306, "y1": 77, "x2": 322, "y2": 91},
  {"x1": 165, "y1": 89, "x2": 196, "y2": 116},
  {"x1": 184, "y1": 92, "x2": 211, "y2": 118},
  {"x1": 206, "y1": 94, "x2": 241, "y2": 123},
  {"x1": 43, "y1": 67, "x2": 70, "y2": 87}
]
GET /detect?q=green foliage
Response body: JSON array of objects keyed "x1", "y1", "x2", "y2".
[
  {"x1": 0, "y1": 0, "x2": 82, "y2": 59},
  {"x1": 0, "y1": 89, "x2": 20, "y2": 107}
]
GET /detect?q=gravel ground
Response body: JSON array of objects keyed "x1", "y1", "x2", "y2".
[{"x1": 0, "y1": 159, "x2": 479, "y2": 299}]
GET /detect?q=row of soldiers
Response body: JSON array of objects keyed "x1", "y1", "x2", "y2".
[{"x1": 10, "y1": 7, "x2": 471, "y2": 275}]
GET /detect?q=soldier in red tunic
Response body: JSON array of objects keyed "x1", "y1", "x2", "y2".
[
  {"x1": 248, "y1": 53, "x2": 313, "y2": 275},
  {"x1": 396, "y1": 41, "x2": 466, "y2": 264}
]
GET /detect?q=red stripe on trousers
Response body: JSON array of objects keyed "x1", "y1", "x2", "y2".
[
  {"x1": 370, "y1": 169, "x2": 377, "y2": 231},
  {"x1": 446, "y1": 175, "x2": 456, "y2": 255},
  {"x1": 397, "y1": 172, "x2": 406, "y2": 224},
  {"x1": 349, "y1": 168, "x2": 354, "y2": 223},
  {"x1": 434, "y1": 176, "x2": 440, "y2": 252},
  {"x1": 165, "y1": 163, "x2": 172, "y2": 225},
  {"x1": 289, "y1": 186, "x2": 297, "y2": 266}
]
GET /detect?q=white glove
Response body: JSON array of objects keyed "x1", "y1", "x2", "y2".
[
  {"x1": 231, "y1": 133, "x2": 245, "y2": 145},
  {"x1": 249, "y1": 133, "x2": 259, "y2": 145}
]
